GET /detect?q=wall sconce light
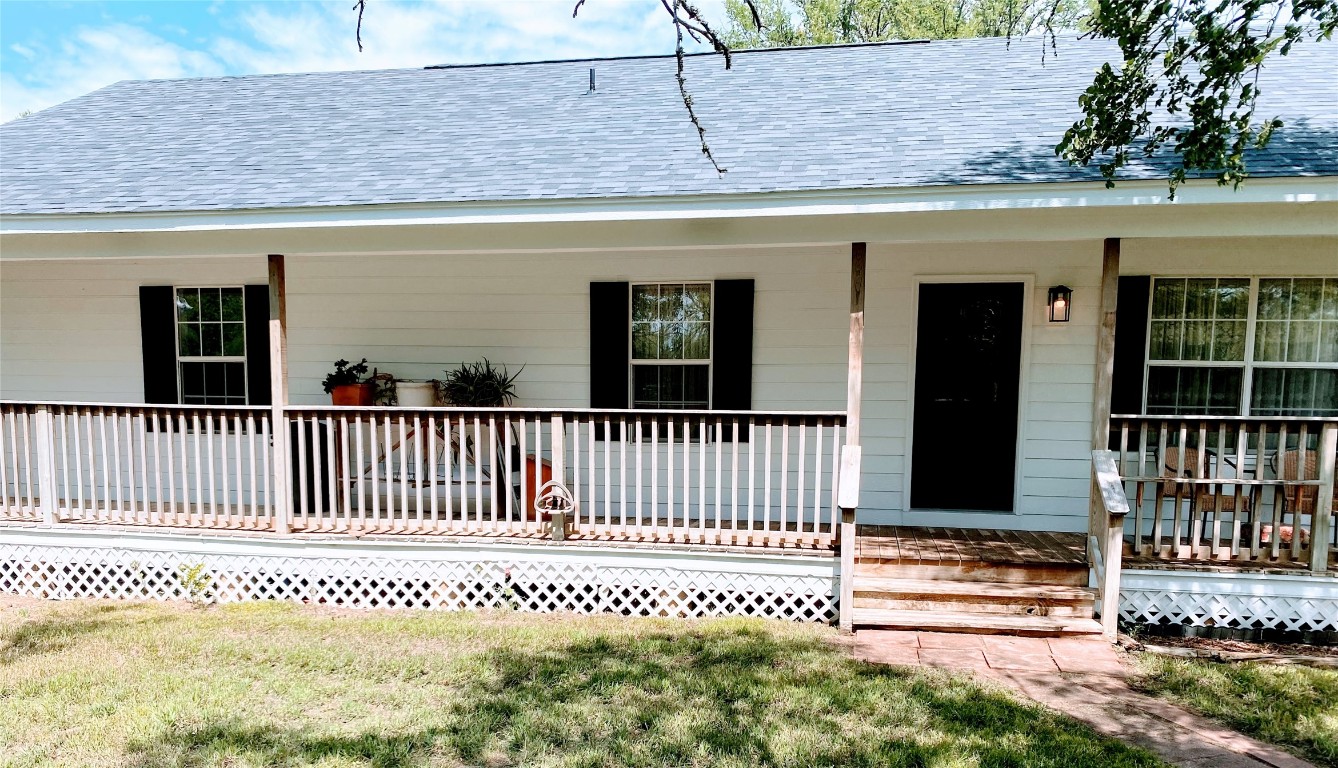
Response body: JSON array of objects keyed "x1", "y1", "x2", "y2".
[{"x1": 1048, "y1": 285, "x2": 1072, "y2": 322}]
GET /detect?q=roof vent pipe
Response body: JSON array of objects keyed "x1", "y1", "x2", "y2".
[{"x1": 589, "y1": 67, "x2": 596, "y2": 93}]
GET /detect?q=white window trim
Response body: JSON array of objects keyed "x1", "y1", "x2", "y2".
[
  {"x1": 173, "y1": 285, "x2": 249, "y2": 405},
  {"x1": 1142, "y1": 276, "x2": 1338, "y2": 416},
  {"x1": 627, "y1": 281, "x2": 715, "y2": 410}
]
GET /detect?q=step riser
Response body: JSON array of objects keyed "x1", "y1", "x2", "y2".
[
  {"x1": 851, "y1": 608, "x2": 1104, "y2": 637},
  {"x1": 853, "y1": 596, "x2": 1093, "y2": 618},
  {"x1": 855, "y1": 562, "x2": 1089, "y2": 587}
]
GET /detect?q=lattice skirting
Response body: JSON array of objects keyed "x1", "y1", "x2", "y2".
[
  {"x1": 0, "y1": 528, "x2": 837, "y2": 622},
  {"x1": 1120, "y1": 569, "x2": 1338, "y2": 633}
]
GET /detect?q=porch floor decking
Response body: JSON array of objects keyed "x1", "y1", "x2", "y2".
[{"x1": 854, "y1": 526, "x2": 1087, "y2": 567}]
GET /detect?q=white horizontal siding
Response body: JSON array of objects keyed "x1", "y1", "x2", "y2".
[{"x1": 284, "y1": 247, "x2": 849, "y2": 409}]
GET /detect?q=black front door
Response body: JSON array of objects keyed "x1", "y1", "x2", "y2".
[{"x1": 910, "y1": 282, "x2": 1024, "y2": 511}]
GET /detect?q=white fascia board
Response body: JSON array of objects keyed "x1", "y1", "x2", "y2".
[{"x1": 4, "y1": 176, "x2": 1336, "y2": 235}]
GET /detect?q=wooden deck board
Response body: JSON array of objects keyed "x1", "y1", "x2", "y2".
[{"x1": 854, "y1": 526, "x2": 1087, "y2": 567}]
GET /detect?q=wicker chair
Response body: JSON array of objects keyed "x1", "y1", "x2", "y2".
[{"x1": 1160, "y1": 447, "x2": 1251, "y2": 550}]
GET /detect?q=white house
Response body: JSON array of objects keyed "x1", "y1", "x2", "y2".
[{"x1": 2, "y1": 36, "x2": 1335, "y2": 639}]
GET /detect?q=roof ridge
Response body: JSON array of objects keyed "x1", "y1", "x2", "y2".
[{"x1": 423, "y1": 36, "x2": 938, "y2": 70}]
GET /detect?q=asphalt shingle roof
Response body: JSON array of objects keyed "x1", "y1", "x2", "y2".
[{"x1": 2, "y1": 34, "x2": 1335, "y2": 215}]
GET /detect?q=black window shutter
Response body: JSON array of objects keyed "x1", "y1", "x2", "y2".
[
  {"x1": 139, "y1": 286, "x2": 179, "y2": 404},
  {"x1": 713, "y1": 279, "x2": 755, "y2": 441},
  {"x1": 590, "y1": 281, "x2": 630, "y2": 409},
  {"x1": 1111, "y1": 275, "x2": 1151, "y2": 419},
  {"x1": 244, "y1": 285, "x2": 271, "y2": 406}
]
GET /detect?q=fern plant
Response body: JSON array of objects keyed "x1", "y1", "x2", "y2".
[{"x1": 437, "y1": 359, "x2": 522, "y2": 407}]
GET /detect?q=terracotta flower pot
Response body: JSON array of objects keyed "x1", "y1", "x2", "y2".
[{"x1": 331, "y1": 382, "x2": 374, "y2": 406}]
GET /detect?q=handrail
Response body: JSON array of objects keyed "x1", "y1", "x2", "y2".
[
  {"x1": 285, "y1": 405, "x2": 847, "y2": 419},
  {"x1": 1111, "y1": 413, "x2": 1338, "y2": 424},
  {"x1": 1091, "y1": 449, "x2": 1126, "y2": 641},
  {"x1": 1092, "y1": 450, "x2": 1129, "y2": 518}
]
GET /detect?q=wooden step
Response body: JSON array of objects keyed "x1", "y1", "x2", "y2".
[
  {"x1": 855, "y1": 561, "x2": 1089, "y2": 587},
  {"x1": 854, "y1": 577, "x2": 1093, "y2": 602},
  {"x1": 852, "y1": 577, "x2": 1096, "y2": 617},
  {"x1": 852, "y1": 608, "x2": 1103, "y2": 636}
]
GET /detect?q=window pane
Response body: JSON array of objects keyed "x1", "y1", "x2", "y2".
[
  {"x1": 1182, "y1": 321, "x2": 1211, "y2": 361},
  {"x1": 177, "y1": 323, "x2": 201, "y2": 357},
  {"x1": 201, "y1": 324, "x2": 222, "y2": 357},
  {"x1": 683, "y1": 366, "x2": 709, "y2": 407},
  {"x1": 1287, "y1": 321, "x2": 1320, "y2": 362},
  {"x1": 175, "y1": 289, "x2": 199, "y2": 322},
  {"x1": 181, "y1": 362, "x2": 205, "y2": 400},
  {"x1": 631, "y1": 285, "x2": 658, "y2": 322},
  {"x1": 1184, "y1": 279, "x2": 1216, "y2": 319},
  {"x1": 224, "y1": 362, "x2": 246, "y2": 400},
  {"x1": 222, "y1": 323, "x2": 245, "y2": 356},
  {"x1": 634, "y1": 366, "x2": 658, "y2": 405},
  {"x1": 659, "y1": 365, "x2": 684, "y2": 404},
  {"x1": 1251, "y1": 368, "x2": 1338, "y2": 416},
  {"x1": 682, "y1": 322, "x2": 710, "y2": 359},
  {"x1": 200, "y1": 288, "x2": 221, "y2": 322},
  {"x1": 632, "y1": 320, "x2": 658, "y2": 360},
  {"x1": 221, "y1": 288, "x2": 244, "y2": 322},
  {"x1": 1321, "y1": 323, "x2": 1338, "y2": 363},
  {"x1": 1323, "y1": 280, "x2": 1338, "y2": 321},
  {"x1": 1151, "y1": 279, "x2": 1185, "y2": 319},
  {"x1": 683, "y1": 283, "x2": 710, "y2": 321},
  {"x1": 1216, "y1": 279, "x2": 1250, "y2": 319},
  {"x1": 1254, "y1": 321, "x2": 1287, "y2": 362},
  {"x1": 1211, "y1": 320, "x2": 1246, "y2": 361},
  {"x1": 1257, "y1": 279, "x2": 1290, "y2": 320},
  {"x1": 660, "y1": 323, "x2": 683, "y2": 359},
  {"x1": 1146, "y1": 366, "x2": 1242, "y2": 415},
  {"x1": 1149, "y1": 321, "x2": 1182, "y2": 360},
  {"x1": 205, "y1": 360, "x2": 225, "y2": 397},
  {"x1": 1291, "y1": 279, "x2": 1323, "y2": 321}
]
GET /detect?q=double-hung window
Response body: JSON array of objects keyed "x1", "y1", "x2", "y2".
[
  {"x1": 1145, "y1": 277, "x2": 1338, "y2": 416},
  {"x1": 631, "y1": 282, "x2": 711, "y2": 409},
  {"x1": 174, "y1": 287, "x2": 249, "y2": 405}
]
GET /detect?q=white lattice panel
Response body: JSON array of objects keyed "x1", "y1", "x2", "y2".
[
  {"x1": 0, "y1": 541, "x2": 837, "y2": 622},
  {"x1": 1120, "y1": 570, "x2": 1338, "y2": 633}
]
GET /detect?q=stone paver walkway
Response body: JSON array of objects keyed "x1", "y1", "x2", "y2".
[{"x1": 851, "y1": 630, "x2": 1314, "y2": 768}]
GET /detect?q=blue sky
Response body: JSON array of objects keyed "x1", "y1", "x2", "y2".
[{"x1": 1, "y1": 1, "x2": 723, "y2": 121}]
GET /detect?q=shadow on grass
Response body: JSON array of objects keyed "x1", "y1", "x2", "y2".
[
  {"x1": 124, "y1": 627, "x2": 1161, "y2": 767},
  {"x1": 0, "y1": 603, "x2": 144, "y2": 664},
  {"x1": 1135, "y1": 656, "x2": 1338, "y2": 766}
]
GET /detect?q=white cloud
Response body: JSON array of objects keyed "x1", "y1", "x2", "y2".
[
  {"x1": 2, "y1": 22, "x2": 223, "y2": 121},
  {"x1": 2, "y1": 0, "x2": 728, "y2": 122}
]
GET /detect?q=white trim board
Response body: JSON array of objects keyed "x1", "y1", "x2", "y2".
[{"x1": 4, "y1": 177, "x2": 1336, "y2": 236}]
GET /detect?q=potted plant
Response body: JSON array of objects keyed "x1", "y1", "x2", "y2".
[
  {"x1": 395, "y1": 379, "x2": 436, "y2": 408},
  {"x1": 322, "y1": 358, "x2": 373, "y2": 406},
  {"x1": 437, "y1": 359, "x2": 522, "y2": 407}
]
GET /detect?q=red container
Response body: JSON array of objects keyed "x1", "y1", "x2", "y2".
[{"x1": 330, "y1": 382, "x2": 374, "y2": 406}]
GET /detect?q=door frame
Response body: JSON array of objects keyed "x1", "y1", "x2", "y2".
[{"x1": 904, "y1": 273, "x2": 1035, "y2": 515}]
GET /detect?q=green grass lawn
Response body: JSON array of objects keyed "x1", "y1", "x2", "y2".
[
  {"x1": 0, "y1": 598, "x2": 1164, "y2": 768},
  {"x1": 1134, "y1": 652, "x2": 1338, "y2": 767}
]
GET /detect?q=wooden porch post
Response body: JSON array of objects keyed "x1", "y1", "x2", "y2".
[
  {"x1": 839, "y1": 242, "x2": 866, "y2": 633},
  {"x1": 269, "y1": 254, "x2": 291, "y2": 535},
  {"x1": 1091, "y1": 238, "x2": 1122, "y2": 639}
]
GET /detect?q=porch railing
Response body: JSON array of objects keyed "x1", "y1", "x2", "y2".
[
  {"x1": 1, "y1": 402, "x2": 277, "y2": 529},
  {"x1": 1, "y1": 401, "x2": 845, "y2": 549},
  {"x1": 285, "y1": 406, "x2": 844, "y2": 547},
  {"x1": 1109, "y1": 415, "x2": 1337, "y2": 572}
]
